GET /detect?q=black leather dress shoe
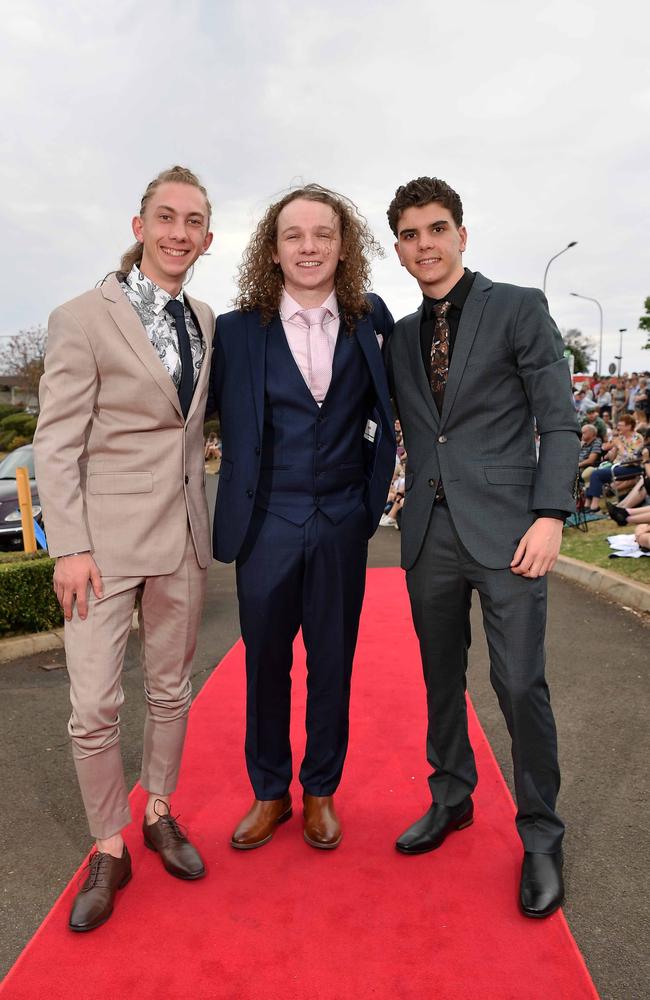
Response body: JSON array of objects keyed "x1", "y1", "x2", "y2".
[
  {"x1": 69, "y1": 846, "x2": 132, "y2": 932},
  {"x1": 519, "y1": 851, "x2": 564, "y2": 918},
  {"x1": 143, "y1": 800, "x2": 205, "y2": 880},
  {"x1": 395, "y1": 798, "x2": 474, "y2": 855}
]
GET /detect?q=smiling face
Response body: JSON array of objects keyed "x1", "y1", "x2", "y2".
[
  {"x1": 394, "y1": 202, "x2": 467, "y2": 298},
  {"x1": 272, "y1": 198, "x2": 344, "y2": 305},
  {"x1": 132, "y1": 181, "x2": 213, "y2": 295}
]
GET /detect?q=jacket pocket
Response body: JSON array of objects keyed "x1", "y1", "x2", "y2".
[
  {"x1": 484, "y1": 466, "x2": 536, "y2": 485},
  {"x1": 88, "y1": 472, "x2": 153, "y2": 495}
]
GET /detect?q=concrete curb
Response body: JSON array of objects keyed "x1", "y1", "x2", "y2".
[
  {"x1": 552, "y1": 554, "x2": 650, "y2": 613},
  {"x1": 0, "y1": 613, "x2": 139, "y2": 665}
]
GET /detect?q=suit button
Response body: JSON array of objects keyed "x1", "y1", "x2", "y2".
[
  {"x1": 428, "y1": 479, "x2": 436, "y2": 487},
  {"x1": 255, "y1": 446, "x2": 260, "y2": 455},
  {"x1": 246, "y1": 489, "x2": 253, "y2": 498},
  {"x1": 184, "y1": 475, "x2": 189, "y2": 484},
  {"x1": 317, "y1": 443, "x2": 323, "y2": 450},
  {"x1": 438, "y1": 435, "x2": 447, "y2": 443}
]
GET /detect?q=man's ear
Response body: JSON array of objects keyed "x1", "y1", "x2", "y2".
[
  {"x1": 132, "y1": 216, "x2": 144, "y2": 244},
  {"x1": 394, "y1": 241, "x2": 405, "y2": 267}
]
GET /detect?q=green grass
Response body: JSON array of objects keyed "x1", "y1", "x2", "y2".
[{"x1": 561, "y1": 517, "x2": 650, "y2": 584}]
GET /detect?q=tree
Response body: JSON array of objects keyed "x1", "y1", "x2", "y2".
[
  {"x1": 561, "y1": 327, "x2": 595, "y2": 374},
  {"x1": 0, "y1": 325, "x2": 47, "y2": 411},
  {"x1": 640, "y1": 296, "x2": 650, "y2": 349}
]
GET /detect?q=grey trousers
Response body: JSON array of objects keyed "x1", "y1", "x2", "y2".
[
  {"x1": 406, "y1": 503, "x2": 564, "y2": 853},
  {"x1": 64, "y1": 529, "x2": 207, "y2": 839}
]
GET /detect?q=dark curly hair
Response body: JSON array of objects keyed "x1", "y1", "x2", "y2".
[
  {"x1": 387, "y1": 177, "x2": 463, "y2": 237},
  {"x1": 236, "y1": 184, "x2": 384, "y2": 330}
]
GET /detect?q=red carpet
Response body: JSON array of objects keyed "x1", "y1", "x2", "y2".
[{"x1": 2, "y1": 567, "x2": 598, "y2": 1000}]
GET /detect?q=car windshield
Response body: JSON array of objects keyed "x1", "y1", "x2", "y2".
[{"x1": 0, "y1": 449, "x2": 35, "y2": 479}]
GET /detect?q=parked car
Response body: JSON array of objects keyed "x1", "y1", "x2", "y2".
[{"x1": 0, "y1": 445, "x2": 43, "y2": 551}]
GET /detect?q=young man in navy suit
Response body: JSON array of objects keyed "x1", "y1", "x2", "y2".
[{"x1": 208, "y1": 185, "x2": 395, "y2": 850}]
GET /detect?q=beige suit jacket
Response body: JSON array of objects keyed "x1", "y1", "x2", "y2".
[{"x1": 33, "y1": 274, "x2": 214, "y2": 575}]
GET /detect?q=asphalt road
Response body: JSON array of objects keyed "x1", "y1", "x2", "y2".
[{"x1": 1, "y1": 509, "x2": 648, "y2": 999}]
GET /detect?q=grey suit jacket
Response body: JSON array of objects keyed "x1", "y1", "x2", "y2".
[{"x1": 387, "y1": 272, "x2": 580, "y2": 570}]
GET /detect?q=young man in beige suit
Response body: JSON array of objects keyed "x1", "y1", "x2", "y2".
[{"x1": 33, "y1": 166, "x2": 215, "y2": 932}]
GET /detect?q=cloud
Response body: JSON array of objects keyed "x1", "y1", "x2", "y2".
[{"x1": 1, "y1": 0, "x2": 648, "y2": 368}]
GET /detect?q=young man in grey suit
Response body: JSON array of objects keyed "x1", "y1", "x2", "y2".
[{"x1": 385, "y1": 176, "x2": 579, "y2": 918}]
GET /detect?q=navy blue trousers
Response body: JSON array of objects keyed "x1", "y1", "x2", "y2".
[{"x1": 236, "y1": 504, "x2": 368, "y2": 799}]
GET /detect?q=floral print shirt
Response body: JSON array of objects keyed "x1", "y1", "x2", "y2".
[{"x1": 122, "y1": 265, "x2": 204, "y2": 389}]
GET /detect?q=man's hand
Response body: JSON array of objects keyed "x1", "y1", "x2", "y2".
[
  {"x1": 53, "y1": 553, "x2": 103, "y2": 621},
  {"x1": 510, "y1": 518, "x2": 563, "y2": 578}
]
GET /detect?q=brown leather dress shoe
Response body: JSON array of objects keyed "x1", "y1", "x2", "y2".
[
  {"x1": 69, "y1": 846, "x2": 132, "y2": 932},
  {"x1": 231, "y1": 794, "x2": 292, "y2": 849},
  {"x1": 143, "y1": 800, "x2": 205, "y2": 880},
  {"x1": 303, "y1": 793, "x2": 342, "y2": 850}
]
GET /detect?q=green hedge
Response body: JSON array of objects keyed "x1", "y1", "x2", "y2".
[
  {"x1": 0, "y1": 553, "x2": 63, "y2": 636},
  {"x1": 0, "y1": 412, "x2": 37, "y2": 452}
]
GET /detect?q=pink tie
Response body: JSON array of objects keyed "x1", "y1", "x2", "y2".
[{"x1": 299, "y1": 307, "x2": 332, "y2": 403}]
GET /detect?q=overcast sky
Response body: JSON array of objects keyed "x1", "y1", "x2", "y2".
[{"x1": 1, "y1": 0, "x2": 648, "y2": 374}]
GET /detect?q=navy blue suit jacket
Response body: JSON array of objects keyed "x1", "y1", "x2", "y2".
[{"x1": 207, "y1": 294, "x2": 396, "y2": 564}]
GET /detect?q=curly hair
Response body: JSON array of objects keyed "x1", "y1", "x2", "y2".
[
  {"x1": 118, "y1": 165, "x2": 212, "y2": 277},
  {"x1": 236, "y1": 184, "x2": 384, "y2": 330},
  {"x1": 387, "y1": 176, "x2": 463, "y2": 237}
]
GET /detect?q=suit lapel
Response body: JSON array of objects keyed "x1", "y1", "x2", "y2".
[
  {"x1": 103, "y1": 275, "x2": 183, "y2": 419},
  {"x1": 441, "y1": 272, "x2": 491, "y2": 425},
  {"x1": 404, "y1": 306, "x2": 440, "y2": 425},
  {"x1": 247, "y1": 310, "x2": 270, "y2": 443},
  {"x1": 355, "y1": 313, "x2": 392, "y2": 430}
]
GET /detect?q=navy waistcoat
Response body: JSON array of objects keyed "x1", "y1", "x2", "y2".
[{"x1": 256, "y1": 320, "x2": 374, "y2": 525}]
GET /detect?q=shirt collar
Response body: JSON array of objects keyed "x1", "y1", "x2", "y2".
[
  {"x1": 423, "y1": 268, "x2": 474, "y2": 319},
  {"x1": 280, "y1": 288, "x2": 339, "y2": 323},
  {"x1": 125, "y1": 264, "x2": 185, "y2": 316}
]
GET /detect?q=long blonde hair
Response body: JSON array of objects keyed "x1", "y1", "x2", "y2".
[{"x1": 118, "y1": 165, "x2": 212, "y2": 277}]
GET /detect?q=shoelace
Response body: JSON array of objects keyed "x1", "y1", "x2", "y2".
[
  {"x1": 78, "y1": 850, "x2": 113, "y2": 891},
  {"x1": 154, "y1": 807, "x2": 188, "y2": 845}
]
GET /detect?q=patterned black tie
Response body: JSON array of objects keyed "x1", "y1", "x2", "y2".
[
  {"x1": 164, "y1": 299, "x2": 194, "y2": 419},
  {"x1": 430, "y1": 300, "x2": 451, "y2": 412}
]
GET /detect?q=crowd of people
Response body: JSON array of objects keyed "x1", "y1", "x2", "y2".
[{"x1": 571, "y1": 372, "x2": 649, "y2": 549}]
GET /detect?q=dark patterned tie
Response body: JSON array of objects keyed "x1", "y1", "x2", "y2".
[
  {"x1": 430, "y1": 300, "x2": 451, "y2": 412},
  {"x1": 165, "y1": 299, "x2": 194, "y2": 419}
]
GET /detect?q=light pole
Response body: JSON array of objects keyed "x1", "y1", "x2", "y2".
[
  {"x1": 614, "y1": 328, "x2": 627, "y2": 376},
  {"x1": 543, "y1": 241, "x2": 578, "y2": 295},
  {"x1": 571, "y1": 292, "x2": 604, "y2": 375}
]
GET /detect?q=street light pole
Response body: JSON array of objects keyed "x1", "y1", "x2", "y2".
[
  {"x1": 543, "y1": 241, "x2": 578, "y2": 296},
  {"x1": 615, "y1": 328, "x2": 627, "y2": 377},
  {"x1": 571, "y1": 292, "x2": 604, "y2": 375}
]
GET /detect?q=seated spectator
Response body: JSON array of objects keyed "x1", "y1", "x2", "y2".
[
  {"x1": 579, "y1": 408, "x2": 608, "y2": 442},
  {"x1": 597, "y1": 383, "x2": 612, "y2": 417},
  {"x1": 606, "y1": 450, "x2": 650, "y2": 525},
  {"x1": 380, "y1": 453, "x2": 406, "y2": 529},
  {"x1": 585, "y1": 414, "x2": 644, "y2": 512},
  {"x1": 578, "y1": 424, "x2": 602, "y2": 484},
  {"x1": 204, "y1": 433, "x2": 221, "y2": 462},
  {"x1": 635, "y1": 524, "x2": 650, "y2": 553}
]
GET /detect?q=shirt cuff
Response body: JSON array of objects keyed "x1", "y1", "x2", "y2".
[{"x1": 534, "y1": 509, "x2": 569, "y2": 521}]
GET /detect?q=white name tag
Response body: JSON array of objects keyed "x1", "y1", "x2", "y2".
[{"x1": 364, "y1": 419, "x2": 378, "y2": 443}]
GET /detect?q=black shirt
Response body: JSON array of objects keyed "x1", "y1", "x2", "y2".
[{"x1": 418, "y1": 268, "x2": 566, "y2": 522}]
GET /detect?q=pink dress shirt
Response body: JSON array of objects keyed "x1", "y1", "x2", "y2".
[{"x1": 279, "y1": 289, "x2": 340, "y2": 405}]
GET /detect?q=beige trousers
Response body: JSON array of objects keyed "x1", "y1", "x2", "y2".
[{"x1": 64, "y1": 529, "x2": 207, "y2": 838}]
